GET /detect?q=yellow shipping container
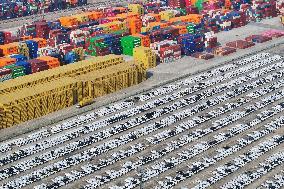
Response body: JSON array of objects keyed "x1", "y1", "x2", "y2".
[
  {"x1": 0, "y1": 77, "x2": 77, "y2": 128},
  {"x1": 71, "y1": 13, "x2": 90, "y2": 23},
  {"x1": 133, "y1": 46, "x2": 156, "y2": 69},
  {"x1": 75, "y1": 61, "x2": 145, "y2": 99},
  {"x1": 0, "y1": 55, "x2": 124, "y2": 94},
  {"x1": 128, "y1": 4, "x2": 144, "y2": 15},
  {"x1": 159, "y1": 10, "x2": 175, "y2": 21},
  {"x1": 0, "y1": 55, "x2": 148, "y2": 128}
]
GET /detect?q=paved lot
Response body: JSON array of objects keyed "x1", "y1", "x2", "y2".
[
  {"x1": 0, "y1": 17, "x2": 283, "y2": 189},
  {"x1": 0, "y1": 49, "x2": 284, "y2": 189}
]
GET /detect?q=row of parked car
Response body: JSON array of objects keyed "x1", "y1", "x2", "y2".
[
  {"x1": 1, "y1": 53, "x2": 281, "y2": 167},
  {"x1": 0, "y1": 53, "x2": 278, "y2": 154},
  {"x1": 1, "y1": 54, "x2": 283, "y2": 178},
  {"x1": 86, "y1": 86, "x2": 284, "y2": 188},
  {"x1": 157, "y1": 114, "x2": 284, "y2": 189},
  {"x1": 107, "y1": 108, "x2": 284, "y2": 189},
  {"x1": 222, "y1": 151, "x2": 284, "y2": 189},
  {"x1": 234, "y1": 53, "x2": 271, "y2": 66},
  {"x1": 0, "y1": 53, "x2": 269, "y2": 153},
  {"x1": 192, "y1": 135, "x2": 284, "y2": 189},
  {"x1": 257, "y1": 171, "x2": 284, "y2": 189},
  {"x1": 0, "y1": 53, "x2": 284, "y2": 189}
]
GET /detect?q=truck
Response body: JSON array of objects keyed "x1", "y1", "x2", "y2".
[{"x1": 76, "y1": 97, "x2": 94, "y2": 108}]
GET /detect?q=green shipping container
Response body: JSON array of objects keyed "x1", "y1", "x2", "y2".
[
  {"x1": 4, "y1": 65, "x2": 26, "y2": 79},
  {"x1": 121, "y1": 36, "x2": 141, "y2": 56}
]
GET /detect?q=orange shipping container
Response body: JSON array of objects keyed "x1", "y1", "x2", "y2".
[
  {"x1": 133, "y1": 34, "x2": 150, "y2": 47},
  {"x1": 117, "y1": 12, "x2": 140, "y2": 20},
  {"x1": 20, "y1": 36, "x2": 32, "y2": 41},
  {"x1": 0, "y1": 57, "x2": 16, "y2": 67},
  {"x1": 169, "y1": 14, "x2": 203, "y2": 24},
  {"x1": 0, "y1": 43, "x2": 19, "y2": 56},
  {"x1": 113, "y1": 7, "x2": 128, "y2": 14},
  {"x1": 148, "y1": 21, "x2": 170, "y2": 29},
  {"x1": 36, "y1": 56, "x2": 60, "y2": 69},
  {"x1": 86, "y1": 11, "x2": 103, "y2": 20},
  {"x1": 32, "y1": 38, "x2": 47, "y2": 48},
  {"x1": 172, "y1": 25, "x2": 188, "y2": 34},
  {"x1": 69, "y1": 0, "x2": 78, "y2": 5},
  {"x1": 58, "y1": 17, "x2": 79, "y2": 27},
  {"x1": 128, "y1": 18, "x2": 142, "y2": 34}
]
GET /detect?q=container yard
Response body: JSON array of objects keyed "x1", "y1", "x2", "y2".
[{"x1": 0, "y1": 0, "x2": 284, "y2": 188}]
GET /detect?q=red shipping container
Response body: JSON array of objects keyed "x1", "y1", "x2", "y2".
[
  {"x1": 245, "y1": 35, "x2": 272, "y2": 43},
  {"x1": 226, "y1": 40, "x2": 255, "y2": 49},
  {"x1": 0, "y1": 68, "x2": 12, "y2": 76},
  {"x1": 185, "y1": 6, "x2": 199, "y2": 14},
  {"x1": 28, "y1": 59, "x2": 49, "y2": 74}
]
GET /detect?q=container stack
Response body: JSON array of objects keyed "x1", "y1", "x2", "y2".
[
  {"x1": 150, "y1": 40, "x2": 182, "y2": 63},
  {"x1": 70, "y1": 29, "x2": 89, "y2": 48},
  {"x1": 85, "y1": 35, "x2": 112, "y2": 56},
  {"x1": 15, "y1": 61, "x2": 32, "y2": 75},
  {"x1": 226, "y1": 40, "x2": 255, "y2": 49},
  {"x1": 0, "y1": 31, "x2": 12, "y2": 45},
  {"x1": 178, "y1": 33, "x2": 205, "y2": 55},
  {"x1": 72, "y1": 47, "x2": 85, "y2": 61},
  {"x1": 0, "y1": 31, "x2": 10, "y2": 45},
  {"x1": 262, "y1": 29, "x2": 284, "y2": 38},
  {"x1": 71, "y1": 13, "x2": 90, "y2": 24},
  {"x1": 0, "y1": 57, "x2": 16, "y2": 67},
  {"x1": 121, "y1": 36, "x2": 141, "y2": 56},
  {"x1": 168, "y1": 0, "x2": 186, "y2": 8},
  {"x1": 18, "y1": 42, "x2": 30, "y2": 58},
  {"x1": 0, "y1": 42, "x2": 19, "y2": 56},
  {"x1": 37, "y1": 56, "x2": 60, "y2": 69},
  {"x1": 133, "y1": 46, "x2": 156, "y2": 69},
  {"x1": 218, "y1": 15, "x2": 232, "y2": 31},
  {"x1": 159, "y1": 10, "x2": 175, "y2": 21},
  {"x1": 162, "y1": 27, "x2": 179, "y2": 40},
  {"x1": 212, "y1": 46, "x2": 237, "y2": 56},
  {"x1": 149, "y1": 29, "x2": 163, "y2": 43},
  {"x1": 133, "y1": 34, "x2": 151, "y2": 47},
  {"x1": 4, "y1": 64, "x2": 26, "y2": 79},
  {"x1": 22, "y1": 24, "x2": 37, "y2": 38},
  {"x1": 245, "y1": 35, "x2": 272, "y2": 43},
  {"x1": 186, "y1": 22, "x2": 204, "y2": 34},
  {"x1": 64, "y1": 51, "x2": 78, "y2": 64},
  {"x1": 128, "y1": 18, "x2": 143, "y2": 34},
  {"x1": 28, "y1": 59, "x2": 49, "y2": 73},
  {"x1": 25, "y1": 40, "x2": 38, "y2": 59},
  {"x1": 204, "y1": 31, "x2": 218, "y2": 50},
  {"x1": 58, "y1": 44, "x2": 74, "y2": 55},
  {"x1": 54, "y1": 33, "x2": 71, "y2": 46},
  {"x1": 10, "y1": 54, "x2": 27, "y2": 62},
  {"x1": 108, "y1": 35, "x2": 123, "y2": 55},
  {"x1": 32, "y1": 38, "x2": 47, "y2": 48},
  {"x1": 0, "y1": 0, "x2": 88, "y2": 21},
  {"x1": 0, "y1": 68, "x2": 12, "y2": 82},
  {"x1": 58, "y1": 17, "x2": 79, "y2": 28},
  {"x1": 142, "y1": 14, "x2": 161, "y2": 27},
  {"x1": 34, "y1": 21, "x2": 50, "y2": 39},
  {"x1": 128, "y1": 4, "x2": 145, "y2": 15},
  {"x1": 38, "y1": 47, "x2": 59, "y2": 57}
]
